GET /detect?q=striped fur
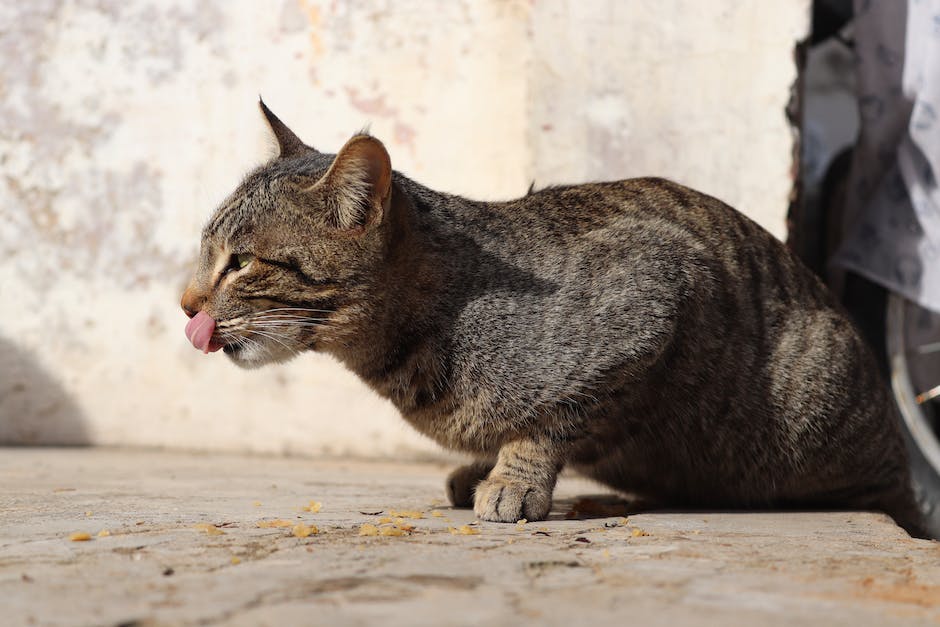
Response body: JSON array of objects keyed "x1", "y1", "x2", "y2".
[{"x1": 181, "y1": 105, "x2": 924, "y2": 536}]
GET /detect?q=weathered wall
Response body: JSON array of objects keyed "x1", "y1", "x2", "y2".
[
  {"x1": 0, "y1": 1, "x2": 809, "y2": 457},
  {"x1": 528, "y1": 2, "x2": 807, "y2": 233}
]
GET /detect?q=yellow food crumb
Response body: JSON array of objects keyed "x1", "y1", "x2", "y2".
[
  {"x1": 377, "y1": 516, "x2": 394, "y2": 524},
  {"x1": 301, "y1": 501, "x2": 322, "y2": 513},
  {"x1": 619, "y1": 517, "x2": 630, "y2": 526},
  {"x1": 194, "y1": 523, "x2": 225, "y2": 536},
  {"x1": 448, "y1": 525, "x2": 480, "y2": 536},
  {"x1": 68, "y1": 532, "x2": 91, "y2": 542},
  {"x1": 84, "y1": 511, "x2": 93, "y2": 517},
  {"x1": 388, "y1": 510, "x2": 424, "y2": 519},
  {"x1": 516, "y1": 519, "x2": 528, "y2": 528},
  {"x1": 256, "y1": 519, "x2": 294, "y2": 528},
  {"x1": 97, "y1": 530, "x2": 110, "y2": 538},
  {"x1": 230, "y1": 556, "x2": 241, "y2": 565},
  {"x1": 431, "y1": 510, "x2": 445, "y2": 517},
  {"x1": 631, "y1": 528, "x2": 649, "y2": 537},
  {"x1": 360, "y1": 521, "x2": 415, "y2": 537},
  {"x1": 292, "y1": 523, "x2": 318, "y2": 538},
  {"x1": 603, "y1": 549, "x2": 611, "y2": 559},
  {"x1": 252, "y1": 501, "x2": 262, "y2": 507}
]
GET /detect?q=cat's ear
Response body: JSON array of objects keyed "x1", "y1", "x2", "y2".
[
  {"x1": 258, "y1": 98, "x2": 310, "y2": 158},
  {"x1": 317, "y1": 134, "x2": 392, "y2": 232}
]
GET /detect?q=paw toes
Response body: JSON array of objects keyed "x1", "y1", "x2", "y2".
[{"x1": 473, "y1": 478, "x2": 550, "y2": 522}]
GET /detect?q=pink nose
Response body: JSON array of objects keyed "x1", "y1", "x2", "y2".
[{"x1": 184, "y1": 311, "x2": 222, "y2": 354}]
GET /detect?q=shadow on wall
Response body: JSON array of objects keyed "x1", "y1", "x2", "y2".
[{"x1": 0, "y1": 336, "x2": 88, "y2": 445}]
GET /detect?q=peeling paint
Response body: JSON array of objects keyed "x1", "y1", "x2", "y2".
[{"x1": 298, "y1": 0, "x2": 325, "y2": 57}]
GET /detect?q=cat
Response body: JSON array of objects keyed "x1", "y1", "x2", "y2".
[{"x1": 181, "y1": 100, "x2": 926, "y2": 537}]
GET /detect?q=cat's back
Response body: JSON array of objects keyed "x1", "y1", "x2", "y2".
[
  {"x1": 514, "y1": 177, "x2": 788, "y2": 264},
  {"x1": 448, "y1": 176, "x2": 825, "y2": 311}
]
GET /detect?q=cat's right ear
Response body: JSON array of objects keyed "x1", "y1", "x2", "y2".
[
  {"x1": 258, "y1": 98, "x2": 311, "y2": 158},
  {"x1": 313, "y1": 134, "x2": 393, "y2": 233}
]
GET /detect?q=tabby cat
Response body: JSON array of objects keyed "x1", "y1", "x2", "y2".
[{"x1": 181, "y1": 101, "x2": 925, "y2": 537}]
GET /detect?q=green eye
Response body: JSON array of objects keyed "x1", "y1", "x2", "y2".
[{"x1": 227, "y1": 253, "x2": 252, "y2": 273}]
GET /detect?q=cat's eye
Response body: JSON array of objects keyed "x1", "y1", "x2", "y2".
[{"x1": 224, "y1": 253, "x2": 253, "y2": 274}]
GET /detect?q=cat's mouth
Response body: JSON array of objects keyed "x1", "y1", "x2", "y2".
[
  {"x1": 184, "y1": 311, "x2": 224, "y2": 354},
  {"x1": 184, "y1": 309, "x2": 313, "y2": 369}
]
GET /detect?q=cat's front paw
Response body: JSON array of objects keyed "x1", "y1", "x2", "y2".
[{"x1": 473, "y1": 476, "x2": 551, "y2": 522}]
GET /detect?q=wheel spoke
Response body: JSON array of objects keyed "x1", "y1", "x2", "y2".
[
  {"x1": 916, "y1": 384, "x2": 940, "y2": 404},
  {"x1": 916, "y1": 341, "x2": 940, "y2": 355}
]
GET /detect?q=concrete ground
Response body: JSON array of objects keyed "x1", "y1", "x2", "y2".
[{"x1": 2, "y1": 448, "x2": 939, "y2": 627}]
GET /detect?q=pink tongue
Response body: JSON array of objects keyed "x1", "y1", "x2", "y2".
[{"x1": 185, "y1": 311, "x2": 222, "y2": 354}]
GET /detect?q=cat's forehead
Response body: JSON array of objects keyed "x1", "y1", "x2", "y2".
[{"x1": 201, "y1": 151, "x2": 336, "y2": 243}]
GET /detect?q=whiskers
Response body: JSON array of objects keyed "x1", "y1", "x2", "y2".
[{"x1": 215, "y1": 306, "x2": 335, "y2": 357}]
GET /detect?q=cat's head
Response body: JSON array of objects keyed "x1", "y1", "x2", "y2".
[{"x1": 180, "y1": 100, "x2": 394, "y2": 369}]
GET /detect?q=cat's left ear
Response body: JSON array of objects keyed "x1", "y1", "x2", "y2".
[
  {"x1": 258, "y1": 98, "x2": 311, "y2": 158},
  {"x1": 316, "y1": 134, "x2": 392, "y2": 232}
]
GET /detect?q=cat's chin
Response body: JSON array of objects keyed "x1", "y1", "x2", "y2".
[{"x1": 223, "y1": 343, "x2": 299, "y2": 370}]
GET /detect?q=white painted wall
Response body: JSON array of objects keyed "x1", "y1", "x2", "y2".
[{"x1": 0, "y1": 1, "x2": 809, "y2": 457}]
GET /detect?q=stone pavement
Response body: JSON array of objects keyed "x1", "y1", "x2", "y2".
[{"x1": 2, "y1": 448, "x2": 939, "y2": 626}]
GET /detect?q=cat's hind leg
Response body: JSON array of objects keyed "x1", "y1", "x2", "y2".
[
  {"x1": 446, "y1": 460, "x2": 494, "y2": 508},
  {"x1": 473, "y1": 439, "x2": 559, "y2": 522}
]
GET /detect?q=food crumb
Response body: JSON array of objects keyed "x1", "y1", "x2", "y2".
[
  {"x1": 431, "y1": 510, "x2": 445, "y2": 518},
  {"x1": 194, "y1": 523, "x2": 225, "y2": 536},
  {"x1": 84, "y1": 511, "x2": 93, "y2": 517},
  {"x1": 252, "y1": 501, "x2": 262, "y2": 507},
  {"x1": 230, "y1": 556, "x2": 241, "y2": 565},
  {"x1": 292, "y1": 523, "x2": 318, "y2": 538},
  {"x1": 448, "y1": 525, "x2": 480, "y2": 536},
  {"x1": 388, "y1": 510, "x2": 424, "y2": 519},
  {"x1": 97, "y1": 530, "x2": 110, "y2": 538},
  {"x1": 68, "y1": 532, "x2": 91, "y2": 542},
  {"x1": 360, "y1": 521, "x2": 415, "y2": 537},
  {"x1": 631, "y1": 528, "x2": 649, "y2": 537},
  {"x1": 257, "y1": 519, "x2": 294, "y2": 529},
  {"x1": 301, "y1": 501, "x2": 322, "y2": 513},
  {"x1": 377, "y1": 516, "x2": 394, "y2": 524},
  {"x1": 516, "y1": 519, "x2": 528, "y2": 528}
]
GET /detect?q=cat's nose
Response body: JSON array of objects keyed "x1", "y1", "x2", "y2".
[{"x1": 180, "y1": 288, "x2": 204, "y2": 319}]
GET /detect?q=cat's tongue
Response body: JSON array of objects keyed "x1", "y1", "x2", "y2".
[{"x1": 185, "y1": 311, "x2": 222, "y2": 354}]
